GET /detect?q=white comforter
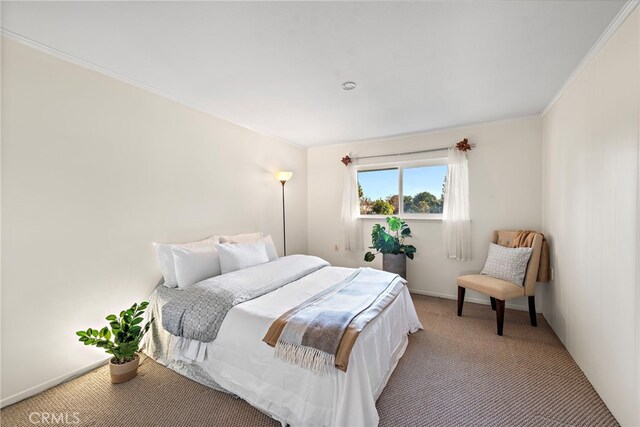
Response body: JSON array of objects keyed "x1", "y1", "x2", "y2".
[{"x1": 145, "y1": 265, "x2": 422, "y2": 426}]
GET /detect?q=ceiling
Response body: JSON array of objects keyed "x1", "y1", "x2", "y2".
[{"x1": 1, "y1": 1, "x2": 627, "y2": 146}]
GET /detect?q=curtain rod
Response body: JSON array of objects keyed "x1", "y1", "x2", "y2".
[{"x1": 341, "y1": 138, "x2": 472, "y2": 166}]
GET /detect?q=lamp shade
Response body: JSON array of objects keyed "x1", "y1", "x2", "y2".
[{"x1": 276, "y1": 171, "x2": 293, "y2": 182}]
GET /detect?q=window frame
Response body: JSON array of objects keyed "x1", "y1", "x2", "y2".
[{"x1": 356, "y1": 158, "x2": 447, "y2": 221}]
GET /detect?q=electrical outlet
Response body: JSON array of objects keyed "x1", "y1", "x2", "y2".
[{"x1": 334, "y1": 244, "x2": 340, "y2": 252}]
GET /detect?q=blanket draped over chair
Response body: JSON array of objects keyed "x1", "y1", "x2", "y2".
[
  {"x1": 511, "y1": 230, "x2": 551, "y2": 282},
  {"x1": 263, "y1": 267, "x2": 406, "y2": 374}
]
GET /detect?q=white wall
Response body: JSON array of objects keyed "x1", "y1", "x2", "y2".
[
  {"x1": 307, "y1": 116, "x2": 542, "y2": 311},
  {"x1": 540, "y1": 8, "x2": 639, "y2": 426},
  {"x1": 3, "y1": 9, "x2": 638, "y2": 424},
  {"x1": 0, "y1": 38, "x2": 308, "y2": 405}
]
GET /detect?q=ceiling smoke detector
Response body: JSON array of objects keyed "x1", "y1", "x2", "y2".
[{"x1": 342, "y1": 81, "x2": 357, "y2": 91}]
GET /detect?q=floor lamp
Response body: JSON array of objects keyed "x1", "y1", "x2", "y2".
[{"x1": 276, "y1": 171, "x2": 293, "y2": 256}]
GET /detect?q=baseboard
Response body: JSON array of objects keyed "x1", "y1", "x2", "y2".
[
  {"x1": 0, "y1": 356, "x2": 111, "y2": 408},
  {"x1": 408, "y1": 288, "x2": 529, "y2": 312},
  {"x1": 0, "y1": 292, "x2": 527, "y2": 408}
]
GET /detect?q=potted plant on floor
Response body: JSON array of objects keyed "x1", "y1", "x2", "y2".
[
  {"x1": 76, "y1": 301, "x2": 153, "y2": 384},
  {"x1": 364, "y1": 216, "x2": 417, "y2": 279}
]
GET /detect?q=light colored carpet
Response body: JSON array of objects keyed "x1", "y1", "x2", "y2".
[{"x1": 1, "y1": 295, "x2": 618, "y2": 426}]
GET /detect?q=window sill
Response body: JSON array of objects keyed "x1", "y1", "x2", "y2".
[{"x1": 357, "y1": 215, "x2": 443, "y2": 222}]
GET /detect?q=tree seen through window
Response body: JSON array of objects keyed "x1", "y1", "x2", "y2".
[{"x1": 357, "y1": 164, "x2": 447, "y2": 215}]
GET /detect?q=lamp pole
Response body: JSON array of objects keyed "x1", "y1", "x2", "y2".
[
  {"x1": 280, "y1": 179, "x2": 287, "y2": 256},
  {"x1": 276, "y1": 171, "x2": 292, "y2": 257}
]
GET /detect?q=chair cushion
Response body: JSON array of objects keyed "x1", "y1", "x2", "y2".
[{"x1": 457, "y1": 274, "x2": 525, "y2": 300}]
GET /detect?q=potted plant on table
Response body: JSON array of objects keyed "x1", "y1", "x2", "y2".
[
  {"x1": 76, "y1": 301, "x2": 153, "y2": 384},
  {"x1": 364, "y1": 216, "x2": 417, "y2": 279}
]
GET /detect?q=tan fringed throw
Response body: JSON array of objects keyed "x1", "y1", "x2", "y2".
[
  {"x1": 263, "y1": 268, "x2": 406, "y2": 374},
  {"x1": 511, "y1": 230, "x2": 551, "y2": 282}
]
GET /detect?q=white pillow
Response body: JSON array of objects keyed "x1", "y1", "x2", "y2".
[
  {"x1": 481, "y1": 243, "x2": 533, "y2": 286},
  {"x1": 215, "y1": 241, "x2": 270, "y2": 274},
  {"x1": 220, "y1": 232, "x2": 279, "y2": 260},
  {"x1": 171, "y1": 245, "x2": 222, "y2": 288},
  {"x1": 261, "y1": 235, "x2": 279, "y2": 260},
  {"x1": 153, "y1": 236, "x2": 218, "y2": 287}
]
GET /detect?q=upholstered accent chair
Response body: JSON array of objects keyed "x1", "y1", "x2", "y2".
[{"x1": 457, "y1": 230, "x2": 542, "y2": 336}]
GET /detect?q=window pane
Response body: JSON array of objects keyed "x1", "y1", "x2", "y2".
[
  {"x1": 357, "y1": 168, "x2": 399, "y2": 215},
  {"x1": 403, "y1": 165, "x2": 447, "y2": 214}
]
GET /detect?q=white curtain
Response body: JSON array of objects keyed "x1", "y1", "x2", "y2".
[
  {"x1": 341, "y1": 162, "x2": 363, "y2": 252},
  {"x1": 442, "y1": 147, "x2": 471, "y2": 260}
]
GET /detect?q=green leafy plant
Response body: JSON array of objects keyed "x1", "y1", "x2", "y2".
[
  {"x1": 76, "y1": 301, "x2": 153, "y2": 364},
  {"x1": 364, "y1": 216, "x2": 417, "y2": 262}
]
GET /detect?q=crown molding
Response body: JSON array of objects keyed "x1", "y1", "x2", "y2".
[
  {"x1": 4, "y1": 0, "x2": 637, "y2": 147},
  {"x1": 542, "y1": 0, "x2": 639, "y2": 116},
  {"x1": 0, "y1": 28, "x2": 306, "y2": 149},
  {"x1": 312, "y1": 113, "x2": 541, "y2": 149}
]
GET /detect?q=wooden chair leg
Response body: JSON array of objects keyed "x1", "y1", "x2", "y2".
[
  {"x1": 495, "y1": 299, "x2": 505, "y2": 336},
  {"x1": 457, "y1": 286, "x2": 465, "y2": 317},
  {"x1": 490, "y1": 297, "x2": 496, "y2": 311},
  {"x1": 528, "y1": 296, "x2": 537, "y2": 327}
]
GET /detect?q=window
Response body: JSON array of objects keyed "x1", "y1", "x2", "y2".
[
  {"x1": 357, "y1": 168, "x2": 399, "y2": 215},
  {"x1": 357, "y1": 161, "x2": 447, "y2": 218}
]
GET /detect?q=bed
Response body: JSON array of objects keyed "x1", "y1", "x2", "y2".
[{"x1": 141, "y1": 255, "x2": 422, "y2": 426}]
